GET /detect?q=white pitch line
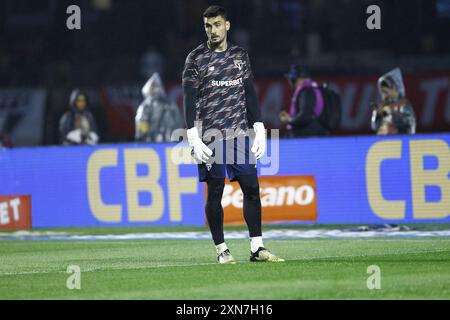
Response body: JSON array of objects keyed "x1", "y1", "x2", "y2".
[
  {"x1": 0, "y1": 262, "x2": 218, "y2": 276},
  {"x1": 1, "y1": 249, "x2": 448, "y2": 277},
  {"x1": 1, "y1": 229, "x2": 450, "y2": 241}
]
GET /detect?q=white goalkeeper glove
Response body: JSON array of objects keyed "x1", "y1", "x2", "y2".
[
  {"x1": 251, "y1": 122, "x2": 266, "y2": 160},
  {"x1": 187, "y1": 127, "x2": 213, "y2": 163}
]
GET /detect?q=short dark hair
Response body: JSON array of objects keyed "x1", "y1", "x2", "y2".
[{"x1": 203, "y1": 5, "x2": 228, "y2": 20}]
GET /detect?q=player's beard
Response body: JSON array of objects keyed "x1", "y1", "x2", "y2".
[{"x1": 208, "y1": 35, "x2": 226, "y2": 50}]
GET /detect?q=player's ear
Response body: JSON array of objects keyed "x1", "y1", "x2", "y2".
[{"x1": 226, "y1": 21, "x2": 230, "y2": 31}]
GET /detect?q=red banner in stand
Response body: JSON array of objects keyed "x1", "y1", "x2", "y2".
[{"x1": 100, "y1": 71, "x2": 450, "y2": 139}]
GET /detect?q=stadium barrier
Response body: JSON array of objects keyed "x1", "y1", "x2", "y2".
[{"x1": 0, "y1": 134, "x2": 449, "y2": 229}]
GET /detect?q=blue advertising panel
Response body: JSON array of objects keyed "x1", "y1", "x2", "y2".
[
  {"x1": 274, "y1": 134, "x2": 449, "y2": 224},
  {"x1": 0, "y1": 143, "x2": 205, "y2": 227},
  {"x1": 0, "y1": 134, "x2": 448, "y2": 227}
]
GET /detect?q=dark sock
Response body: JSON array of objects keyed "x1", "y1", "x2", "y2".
[
  {"x1": 205, "y1": 178, "x2": 225, "y2": 245},
  {"x1": 237, "y1": 174, "x2": 262, "y2": 238}
]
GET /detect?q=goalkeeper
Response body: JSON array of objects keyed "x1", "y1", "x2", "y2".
[{"x1": 182, "y1": 5, "x2": 284, "y2": 264}]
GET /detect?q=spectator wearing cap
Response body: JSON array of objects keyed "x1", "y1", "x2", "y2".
[{"x1": 279, "y1": 65, "x2": 328, "y2": 137}]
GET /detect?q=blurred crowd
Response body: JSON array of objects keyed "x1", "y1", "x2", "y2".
[
  {"x1": 52, "y1": 65, "x2": 417, "y2": 148},
  {"x1": 1, "y1": 0, "x2": 448, "y2": 148}
]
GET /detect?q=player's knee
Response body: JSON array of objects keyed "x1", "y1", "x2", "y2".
[
  {"x1": 244, "y1": 187, "x2": 260, "y2": 201},
  {"x1": 207, "y1": 179, "x2": 225, "y2": 199},
  {"x1": 239, "y1": 176, "x2": 260, "y2": 201}
]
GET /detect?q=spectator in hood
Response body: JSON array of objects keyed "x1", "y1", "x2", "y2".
[
  {"x1": 371, "y1": 68, "x2": 416, "y2": 135},
  {"x1": 59, "y1": 90, "x2": 99, "y2": 145},
  {"x1": 279, "y1": 65, "x2": 328, "y2": 137},
  {"x1": 135, "y1": 73, "x2": 183, "y2": 143}
]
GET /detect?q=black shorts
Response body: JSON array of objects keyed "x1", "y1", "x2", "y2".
[{"x1": 198, "y1": 136, "x2": 257, "y2": 182}]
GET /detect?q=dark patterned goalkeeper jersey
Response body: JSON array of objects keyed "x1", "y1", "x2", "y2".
[{"x1": 182, "y1": 43, "x2": 252, "y2": 141}]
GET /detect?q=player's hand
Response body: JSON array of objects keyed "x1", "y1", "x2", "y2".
[
  {"x1": 251, "y1": 122, "x2": 266, "y2": 160},
  {"x1": 187, "y1": 127, "x2": 213, "y2": 163}
]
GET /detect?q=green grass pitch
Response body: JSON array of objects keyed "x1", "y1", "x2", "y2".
[{"x1": 0, "y1": 227, "x2": 449, "y2": 299}]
